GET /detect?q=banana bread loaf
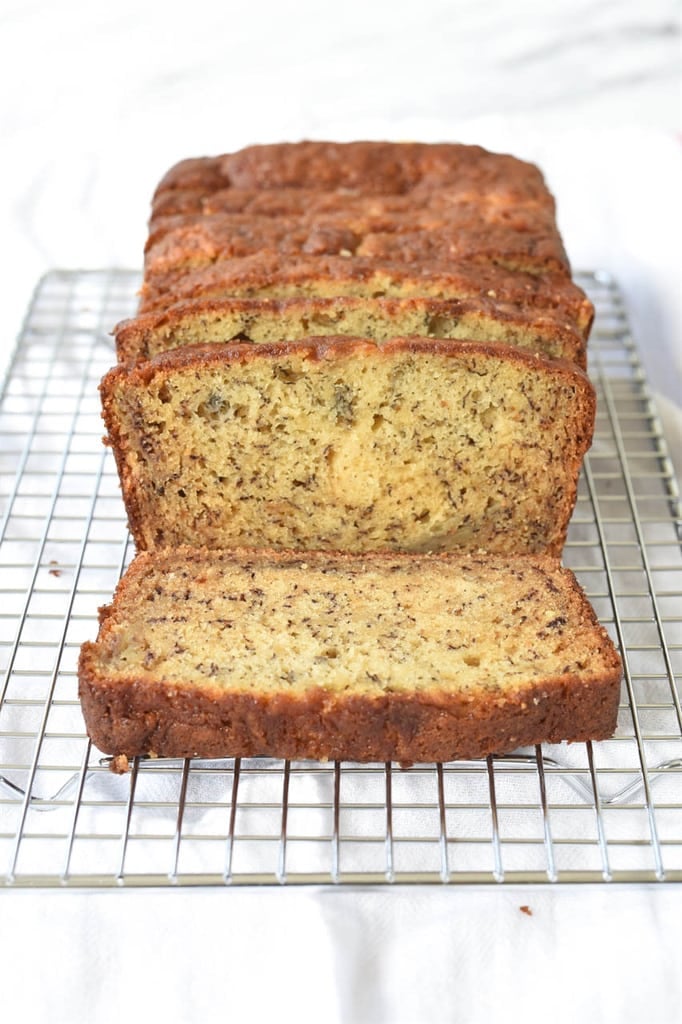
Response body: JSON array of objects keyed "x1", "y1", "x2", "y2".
[
  {"x1": 78, "y1": 548, "x2": 622, "y2": 763},
  {"x1": 100, "y1": 336, "x2": 595, "y2": 555},
  {"x1": 138, "y1": 141, "x2": 593, "y2": 343}
]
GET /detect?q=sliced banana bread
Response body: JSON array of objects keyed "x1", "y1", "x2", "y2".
[
  {"x1": 115, "y1": 295, "x2": 586, "y2": 367},
  {"x1": 78, "y1": 548, "x2": 622, "y2": 764},
  {"x1": 139, "y1": 258, "x2": 594, "y2": 336},
  {"x1": 100, "y1": 336, "x2": 595, "y2": 555}
]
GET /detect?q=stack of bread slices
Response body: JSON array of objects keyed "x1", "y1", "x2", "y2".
[{"x1": 78, "y1": 142, "x2": 622, "y2": 767}]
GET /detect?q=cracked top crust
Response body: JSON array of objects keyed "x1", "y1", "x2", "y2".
[{"x1": 153, "y1": 141, "x2": 553, "y2": 200}]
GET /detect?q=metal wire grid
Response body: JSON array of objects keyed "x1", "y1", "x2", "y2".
[{"x1": 0, "y1": 268, "x2": 680, "y2": 887}]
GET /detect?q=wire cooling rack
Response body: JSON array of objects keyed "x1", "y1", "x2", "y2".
[{"x1": 0, "y1": 269, "x2": 680, "y2": 887}]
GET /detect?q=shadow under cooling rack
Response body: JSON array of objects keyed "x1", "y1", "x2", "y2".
[{"x1": 0, "y1": 269, "x2": 680, "y2": 887}]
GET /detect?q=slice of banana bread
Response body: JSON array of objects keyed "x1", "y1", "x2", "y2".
[
  {"x1": 115, "y1": 295, "x2": 586, "y2": 367},
  {"x1": 139, "y1": 257, "x2": 594, "y2": 336},
  {"x1": 78, "y1": 548, "x2": 622, "y2": 763},
  {"x1": 100, "y1": 336, "x2": 595, "y2": 555}
]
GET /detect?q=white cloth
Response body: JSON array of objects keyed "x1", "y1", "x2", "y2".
[{"x1": 2, "y1": 886, "x2": 682, "y2": 1024}]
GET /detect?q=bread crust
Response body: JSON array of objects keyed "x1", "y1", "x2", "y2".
[
  {"x1": 78, "y1": 663, "x2": 621, "y2": 763},
  {"x1": 149, "y1": 183, "x2": 555, "y2": 222},
  {"x1": 142, "y1": 207, "x2": 569, "y2": 278},
  {"x1": 152, "y1": 142, "x2": 552, "y2": 200}
]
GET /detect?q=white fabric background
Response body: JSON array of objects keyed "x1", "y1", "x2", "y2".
[
  {"x1": 0, "y1": 1, "x2": 680, "y2": 1021},
  {"x1": 2, "y1": 886, "x2": 682, "y2": 1024}
]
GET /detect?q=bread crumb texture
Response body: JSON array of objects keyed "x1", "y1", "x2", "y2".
[
  {"x1": 86, "y1": 551, "x2": 619, "y2": 696},
  {"x1": 115, "y1": 295, "x2": 585, "y2": 367},
  {"x1": 102, "y1": 339, "x2": 594, "y2": 555}
]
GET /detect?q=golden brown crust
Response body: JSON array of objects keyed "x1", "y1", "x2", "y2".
[
  {"x1": 142, "y1": 206, "x2": 569, "y2": 278},
  {"x1": 149, "y1": 183, "x2": 556, "y2": 223},
  {"x1": 78, "y1": 664, "x2": 621, "y2": 763},
  {"x1": 153, "y1": 142, "x2": 552, "y2": 200}
]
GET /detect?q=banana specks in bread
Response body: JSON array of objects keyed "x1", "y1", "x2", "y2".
[
  {"x1": 79, "y1": 549, "x2": 622, "y2": 764},
  {"x1": 100, "y1": 337, "x2": 595, "y2": 556},
  {"x1": 115, "y1": 295, "x2": 587, "y2": 367}
]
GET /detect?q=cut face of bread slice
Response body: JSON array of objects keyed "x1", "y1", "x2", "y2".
[
  {"x1": 100, "y1": 337, "x2": 595, "y2": 555},
  {"x1": 115, "y1": 296, "x2": 586, "y2": 367},
  {"x1": 78, "y1": 548, "x2": 623, "y2": 763}
]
